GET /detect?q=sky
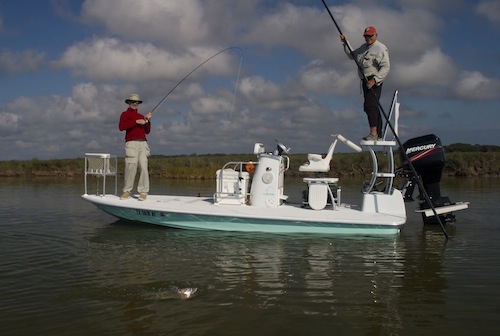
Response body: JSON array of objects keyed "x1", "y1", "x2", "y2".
[{"x1": 0, "y1": 0, "x2": 499, "y2": 160}]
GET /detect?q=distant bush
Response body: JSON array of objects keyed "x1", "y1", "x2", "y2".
[
  {"x1": 445, "y1": 143, "x2": 500, "y2": 153},
  {"x1": 0, "y1": 150, "x2": 498, "y2": 177},
  {"x1": 443, "y1": 152, "x2": 500, "y2": 176}
]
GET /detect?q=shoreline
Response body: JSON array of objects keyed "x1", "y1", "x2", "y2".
[{"x1": 0, "y1": 152, "x2": 498, "y2": 178}]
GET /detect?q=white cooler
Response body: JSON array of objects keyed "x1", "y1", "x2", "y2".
[{"x1": 215, "y1": 169, "x2": 250, "y2": 205}]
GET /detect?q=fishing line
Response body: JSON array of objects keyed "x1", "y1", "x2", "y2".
[
  {"x1": 150, "y1": 47, "x2": 243, "y2": 119},
  {"x1": 321, "y1": 0, "x2": 449, "y2": 239},
  {"x1": 229, "y1": 50, "x2": 243, "y2": 121}
]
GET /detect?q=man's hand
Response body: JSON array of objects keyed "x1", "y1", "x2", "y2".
[{"x1": 366, "y1": 78, "x2": 376, "y2": 89}]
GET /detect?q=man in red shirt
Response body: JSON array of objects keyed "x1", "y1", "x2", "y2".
[{"x1": 118, "y1": 93, "x2": 153, "y2": 201}]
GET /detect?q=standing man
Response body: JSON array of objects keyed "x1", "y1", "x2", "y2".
[
  {"x1": 119, "y1": 93, "x2": 153, "y2": 201},
  {"x1": 340, "y1": 26, "x2": 390, "y2": 141}
]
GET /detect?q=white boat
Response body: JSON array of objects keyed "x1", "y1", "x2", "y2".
[
  {"x1": 82, "y1": 133, "x2": 406, "y2": 235},
  {"x1": 81, "y1": 92, "x2": 468, "y2": 235}
]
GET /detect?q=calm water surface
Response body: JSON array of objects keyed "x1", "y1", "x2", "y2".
[{"x1": 0, "y1": 176, "x2": 499, "y2": 335}]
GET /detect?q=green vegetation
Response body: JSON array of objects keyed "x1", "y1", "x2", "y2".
[
  {"x1": 446, "y1": 143, "x2": 500, "y2": 153},
  {"x1": 0, "y1": 144, "x2": 498, "y2": 178},
  {"x1": 0, "y1": 157, "x2": 83, "y2": 177},
  {"x1": 442, "y1": 152, "x2": 499, "y2": 176}
]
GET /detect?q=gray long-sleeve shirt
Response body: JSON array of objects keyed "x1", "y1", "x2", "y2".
[{"x1": 343, "y1": 40, "x2": 390, "y2": 85}]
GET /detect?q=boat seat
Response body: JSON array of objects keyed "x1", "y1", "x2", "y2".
[
  {"x1": 299, "y1": 138, "x2": 338, "y2": 173},
  {"x1": 299, "y1": 134, "x2": 362, "y2": 173},
  {"x1": 300, "y1": 135, "x2": 360, "y2": 210}
]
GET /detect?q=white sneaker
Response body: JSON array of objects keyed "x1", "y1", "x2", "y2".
[{"x1": 362, "y1": 134, "x2": 382, "y2": 141}]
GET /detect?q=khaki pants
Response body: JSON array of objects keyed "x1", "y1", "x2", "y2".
[{"x1": 123, "y1": 141, "x2": 150, "y2": 194}]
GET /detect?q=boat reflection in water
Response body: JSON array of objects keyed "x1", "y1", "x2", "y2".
[
  {"x1": 81, "y1": 219, "x2": 453, "y2": 334},
  {"x1": 213, "y1": 235, "x2": 406, "y2": 325},
  {"x1": 211, "y1": 231, "x2": 448, "y2": 333}
]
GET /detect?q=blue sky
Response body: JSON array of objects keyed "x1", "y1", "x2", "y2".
[{"x1": 0, "y1": 0, "x2": 499, "y2": 160}]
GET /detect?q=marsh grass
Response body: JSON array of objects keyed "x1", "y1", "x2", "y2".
[{"x1": 0, "y1": 151, "x2": 498, "y2": 178}]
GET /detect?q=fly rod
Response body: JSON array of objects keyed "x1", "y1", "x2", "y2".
[
  {"x1": 151, "y1": 46, "x2": 243, "y2": 117},
  {"x1": 321, "y1": 0, "x2": 449, "y2": 239}
]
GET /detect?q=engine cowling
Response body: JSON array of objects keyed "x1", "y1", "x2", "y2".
[{"x1": 398, "y1": 134, "x2": 454, "y2": 224}]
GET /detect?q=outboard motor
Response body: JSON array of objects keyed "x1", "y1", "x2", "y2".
[{"x1": 397, "y1": 134, "x2": 455, "y2": 224}]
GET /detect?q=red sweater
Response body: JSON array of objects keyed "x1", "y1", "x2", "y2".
[{"x1": 119, "y1": 108, "x2": 151, "y2": 142}]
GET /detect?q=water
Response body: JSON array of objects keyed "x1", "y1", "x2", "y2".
[{"x1": 1, "y1": 176, "x2": 499, "y2": 335}]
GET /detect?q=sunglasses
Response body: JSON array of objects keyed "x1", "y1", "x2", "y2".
[
  {"x1": 129, "y1": 101, "x2": 142, "y2": 104},
  {"x1": 364, "y1": 34, "x2": 374, "y2": 38}
]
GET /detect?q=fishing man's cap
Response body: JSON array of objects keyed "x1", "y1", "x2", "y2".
[
  {"x1": 363, "y1": 26, "x2": 377, "y2": 36},
  {"x1": 125, "y1": 93, "x2": 142, "y2": 104}
]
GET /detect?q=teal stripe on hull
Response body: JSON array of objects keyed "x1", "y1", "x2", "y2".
[{"x1": 97, "y1": 203, "x2": 401, "y2": 235}]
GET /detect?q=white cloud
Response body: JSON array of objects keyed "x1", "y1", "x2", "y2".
[
  {"x1": 242, "y1": 4, "x2": 326, "y2": 50},
  {"x1": 0, "y1": 111, "x2": 19, "y2": 133},
  {"x1": 239, "y1": 76, "x2": 308, "y2": 111},
  {"x1": 71, "y1": 82, "x2": 99, "y2": 108},
  {"x1": 298, "y1": 59, "x2": 355, "y2": 96},
  {"x1": 455, "y1": 71, "x2": 500, "y2": 100},
  {"x1": 79, "y1": 0, "x2": 262, "y2": 48},
  {"x1": 191, "y1": 96, "x2": 233, "y2": 115},
  {"x1": 477, "y1": 1, "x2": 500, "y2": 23},
  {"x1": 58, "y1": 38, "x2": 182, "y2": 81},
  {"x1": 57, "y1": 38, "x2": 239, "y2": 83},
  {"x1": 392, "y1": 48, "x2": 457, "y2": 88},
  {"x1": 239, "y1": 76, "x2": 282, "y2": 102},
  {"x1": 0, "y1": 50, "x2": 47, "y2": 75}
]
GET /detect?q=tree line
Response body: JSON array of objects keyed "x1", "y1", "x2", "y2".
[{"x1": 0, "y1": 144, "x2": 498, "y2": 178}]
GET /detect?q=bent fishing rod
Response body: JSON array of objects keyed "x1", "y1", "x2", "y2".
[
  {"x1": 150, "y1": 46, "x2": 243, "y2": 116},
  {"x1": 321, "y1": 0, "x2": 449, "y2": 239}
]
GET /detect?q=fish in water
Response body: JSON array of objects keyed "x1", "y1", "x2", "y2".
[
  {"x1": 144, "y1": 286, "x2": 198, "y2": 300},
  {"x1": 172, "y1": 286, "x2": 198, "y2": 299}
]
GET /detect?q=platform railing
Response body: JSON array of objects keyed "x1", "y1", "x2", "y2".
[{"x1": 84, "y1": 153, "x2": 117, "y2": 196}]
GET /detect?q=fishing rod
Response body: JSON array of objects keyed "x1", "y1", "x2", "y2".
[
  {"x1": 150, "y1": 46, "x2": 243, "y2": 117},
  {"x1": 320, "y1": 0, "x2": 449, "y2": 239}
]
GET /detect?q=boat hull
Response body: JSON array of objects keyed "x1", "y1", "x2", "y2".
[{"x1": 82, "y1": 194, "x2": 405, "y2": 235}]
